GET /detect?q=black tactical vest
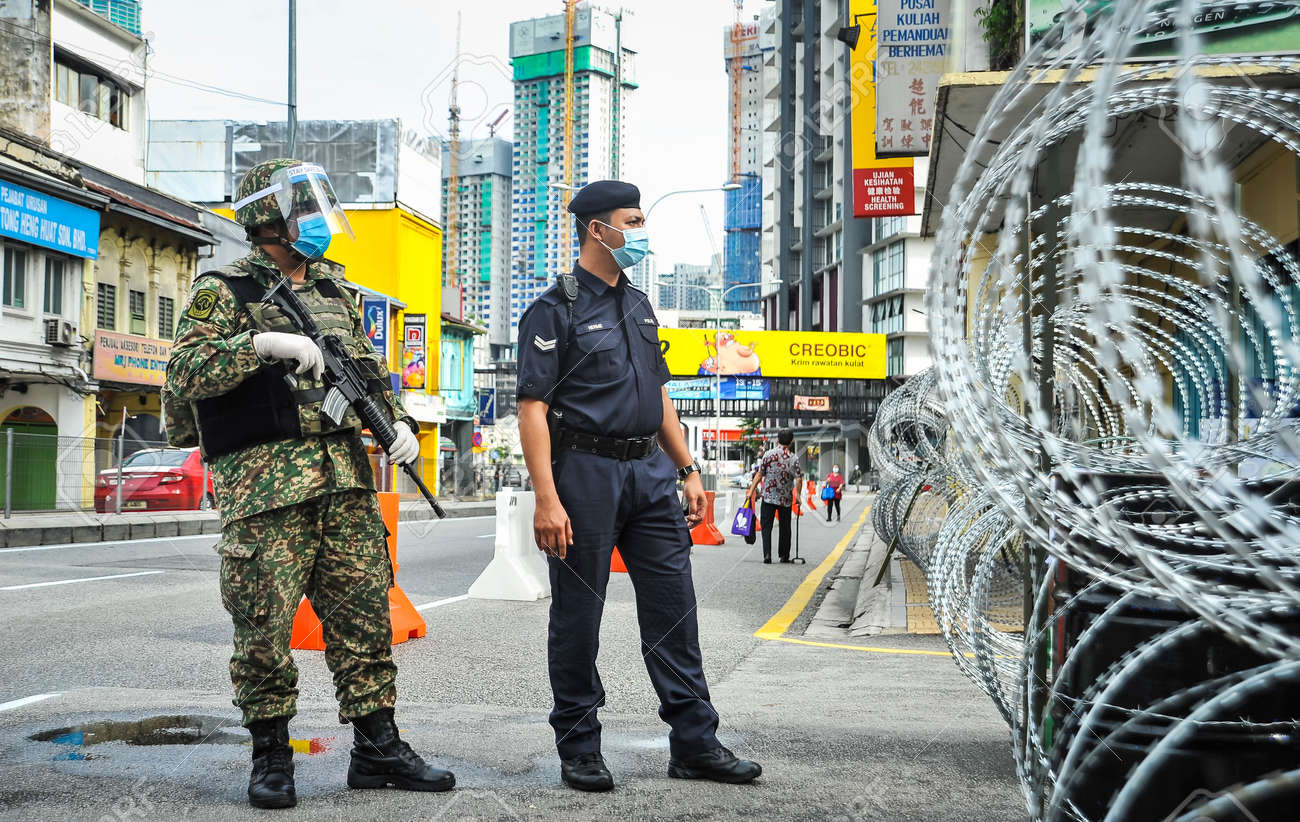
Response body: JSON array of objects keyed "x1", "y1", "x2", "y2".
[{"x1": 193, "y1": 269, "x2": 391, "y2": 460}]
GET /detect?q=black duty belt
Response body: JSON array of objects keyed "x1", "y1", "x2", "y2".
[{"x1": 556, "y1": 427, "x2": 659, "y2": 460}]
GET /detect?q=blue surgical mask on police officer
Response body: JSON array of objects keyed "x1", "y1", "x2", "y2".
[
  {"x1": 593, "y1": 221, "x2": 650, "y2": 269},
  {"x1": 290, "y1": 213, "x2": 333, "y2": 260}
]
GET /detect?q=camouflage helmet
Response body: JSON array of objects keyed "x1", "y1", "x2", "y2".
[{"x1": 233, "y1": 158, "x2": 302, "y2": 228}]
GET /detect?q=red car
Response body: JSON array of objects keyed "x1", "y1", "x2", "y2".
[{"x1": 94, "y1": 447, "x2": 215, "y2": 513}]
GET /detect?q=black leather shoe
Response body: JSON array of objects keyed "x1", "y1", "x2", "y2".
[
  {"x1": 561, "y1": 752, "x2": 614, "y2": 792},
  {"x1": 668, "y1": 747, "x2": 761, "y2": 784},
  {"x1": 779, "y1": 558, "x2": 793, "y2": 564},
  {"x1": 763, "y1": 557, "x2": 772, "y2": 564},
  {"x1": 348, "y1": 708, "x2": 455, "y2": 792},
  {"x1": 247, "y1": 717, "x2": 296, "y2": 809}
]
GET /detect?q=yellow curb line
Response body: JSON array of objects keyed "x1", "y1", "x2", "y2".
[
  {"x1": 752, "y1": 503, "x2": 972, "y2": 659},
  {"x1": 753, "y1": 504, "x2": 871, "y2": 640}
]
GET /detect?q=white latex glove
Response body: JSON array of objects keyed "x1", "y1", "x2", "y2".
[
  {"x1": 252, "y1": 331, "x2": 324, "y2": 380},
  {"x1": 388, "y1": 424, "x2": 419, "y2": 465}
]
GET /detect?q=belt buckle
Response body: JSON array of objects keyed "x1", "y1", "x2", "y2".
[{"x1": 616, "y1": 439, "x2": 631, "y2": 460}]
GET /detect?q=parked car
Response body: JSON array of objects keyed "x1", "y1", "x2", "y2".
[{"x1": 94, "y1": 447, "x2": 214, "y2": 513}]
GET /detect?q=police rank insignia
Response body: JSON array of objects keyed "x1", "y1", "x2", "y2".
[
  {"x1": 187, "y1": 289, "x2": 218, "y2": 320},
  {"x1": 533, "y1": 335, "x2": 556, "y2": 352}
]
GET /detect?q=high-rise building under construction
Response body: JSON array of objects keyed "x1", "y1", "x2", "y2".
[
  {"x1": 507, "y1": 5, "x2": 636, "y2": 341},
  {"x1": 442, "y1": 138, "x2": 513, "y2": 348},
  {"x1": 722, "y1": 15, "x2": 764, "y2": 313}
]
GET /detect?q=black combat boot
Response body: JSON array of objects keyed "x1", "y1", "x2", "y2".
[
  {"x1": 246, "y1": 717, "x2": 296, "y2": 809},
  {"x1": 668, "y1": 746, "x2": 762, "y2": 783},
  {"x1": 348, "y1": 708, "x2": 455, "y2": 792}
]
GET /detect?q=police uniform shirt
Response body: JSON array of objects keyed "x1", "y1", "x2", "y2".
[{"x1": 517, "y1": 264, "x2": 671, "y2": 438}]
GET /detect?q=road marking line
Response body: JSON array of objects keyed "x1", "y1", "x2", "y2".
[
  {"x1": 414, "y1": 594, "x2": 469, "y2": 611},
  {"x1": 0, "y1": 692, "x2": 60, "y2": 712},
  {"x1": 0, "y1": 534, "x2": 214, "y2": 554},
  {"x1": 754, "y1": 505, "x2": 871, "y2": 640},
  {"x1": 0, "y1": 570, "x2": 164, "y2": 590}
]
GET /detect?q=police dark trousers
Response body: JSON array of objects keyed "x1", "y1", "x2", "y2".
[
  {"x1": 548, "y1": 446, "x2": 720, "y2": 759},
  {"x1": 759, "y1": 501, "x2": 792, "y2": 561},
  {"x1": 517, "y1": 263, "x2": 722, "y2": 761}
]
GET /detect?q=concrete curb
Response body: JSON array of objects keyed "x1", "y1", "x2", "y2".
[{"x1": 0, "y1": 499, "x2": 497, "y2": 547}]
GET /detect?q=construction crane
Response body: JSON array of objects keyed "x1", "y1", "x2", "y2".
[
  {"x1": 561, "y1": 0, "x2": 577, "y2": 210},
  {"x1": 486, "y1": 108, "x2": 509, "y2": 137},
  {"x1": 445, "y1": 12, "x2": 462, "y2": 292}
]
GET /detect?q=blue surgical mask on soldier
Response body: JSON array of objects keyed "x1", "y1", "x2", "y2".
[
  {"x1": 290, "y1": 213, "x2": 333, "y2": 259},
  {"x1": 593, "y1": 221, "x2": 650, "y2": 269}
]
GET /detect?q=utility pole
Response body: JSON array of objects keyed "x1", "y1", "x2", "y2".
[{"x1": 287, "y1": 0, "x2": 297, "y2": 156}]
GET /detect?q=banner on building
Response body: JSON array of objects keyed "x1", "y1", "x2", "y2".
[
  {"x1": 402, "y1": 313, "x2": 426, "y2": 390},
  {"x1": 666, "y1": 377, "x2": 771, "y2": 401},
  {"x1": 657, "y1": 328, "x2": 886, "y2": 380},
  {"x1": 0, "y1": 180, "x2": 99, "y2": 259},
  {"x1": 1027, "y1": 1, "x2": 1300, "y2": 59},
  {"x1": 361, "y1": 297, "x2": 388, "y2": 358},
  {"x1": 876, "y1": 0, "x2": 950, "y2": 157},
  {"x1": 93, "y1": 331, "x2": 171, "y2": 386},
  {"x1": 849, "y1": 0, "x2": 916, "y2": 217},
  {"x1": 793, "y1": 395, "x2": 831, "y2": 412}
]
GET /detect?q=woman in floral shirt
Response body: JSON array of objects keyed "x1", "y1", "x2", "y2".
[{"x1": 746, "y1": 429, "x2": 802, "y2": 563}]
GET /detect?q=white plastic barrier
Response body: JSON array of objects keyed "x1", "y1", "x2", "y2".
[{"x1": 467, "y1": 488, "x2": 551, "y2": 601}]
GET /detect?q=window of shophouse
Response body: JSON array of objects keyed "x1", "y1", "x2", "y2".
[
  {"x1": 886, "y1": 338, "x2": 905, "y2": 377},
  {"x1": 871, "y1": 295, "x2": 905, "y2": 334},
  {"x1": 55, "y1": 56, "x2": 131, "y2": 130},
  {"x1": 875, "y1": 215, "x2": 906, "y2": 240},
  {"x1": 872, "y1": 240, "x2": 905, "y2": 296},
  {"x1": 158, "y1": 295, "x2": 174, "y2": 339},
  {"x1": 129, "y1": 289, "x2": 146, "y2": 335},
  {"x1": 43, "y1": 257, "x2": 65, "y2": 315},
  {"x1": 3, "y1": 246, "x2": 27, "y2": 309},
  {"x1": 97, "y1": 282, "x2": 116, "y2": 330}
]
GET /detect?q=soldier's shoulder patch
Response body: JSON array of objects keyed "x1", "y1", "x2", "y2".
[{"x1": 186, "y1": 288, "x2": 219, "y2": 320}]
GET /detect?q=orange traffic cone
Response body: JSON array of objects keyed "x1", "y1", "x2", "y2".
[
  {"x1": 611, "y1": 546, "x2": 628, "y2": 573},
  {"x1": 291, "y1": 492, "x2": 426, "y2": 650},
  {"x1": 690, "y1": 490, "x2": 725, "y2": 546}
]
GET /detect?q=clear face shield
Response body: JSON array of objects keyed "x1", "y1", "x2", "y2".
[{"x1": 238, "y1": 163, "x2": 354, "y2": 259}]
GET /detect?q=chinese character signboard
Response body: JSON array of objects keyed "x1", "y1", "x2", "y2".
[
  {"x1": 793, "y1": 395, "x2": 831, "y2": 412},
  {"x1": 402, "y1": 313, "x2": 426, "y2": 390},
  {"x1": 849, "y1": 0, "x2": 916, "y2": 217},
  {"x1": 876, "y1": 0, "x2": 950, "y2": 157}
]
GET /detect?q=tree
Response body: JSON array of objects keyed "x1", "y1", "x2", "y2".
[{"x1": 738, "y1": 416, "x2": 764, "y2": 466}]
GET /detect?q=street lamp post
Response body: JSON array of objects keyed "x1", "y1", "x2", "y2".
[{"x1": 663, "y1": 280, "x2": 761, "y2": 488}]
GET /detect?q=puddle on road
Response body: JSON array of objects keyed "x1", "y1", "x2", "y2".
[{"x1": 30, "y1": 715, "x2": 244, "y2": 750}]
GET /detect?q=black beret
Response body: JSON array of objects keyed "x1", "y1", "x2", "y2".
[{"x1": 566, "y1": 180, "x2": 640, "y2": 217}]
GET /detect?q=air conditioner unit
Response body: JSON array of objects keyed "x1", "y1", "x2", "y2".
[{"x1": 44, "y1": 318, "x2": 76, "y2": 347}]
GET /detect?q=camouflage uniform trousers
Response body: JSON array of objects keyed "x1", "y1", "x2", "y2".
[{"x1": 216, "y1": 488, "x2": 397, "y2": 726}]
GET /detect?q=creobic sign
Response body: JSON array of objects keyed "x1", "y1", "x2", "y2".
[{"x1": 657, "y1": 328, "x2": 886, "y2": 380}]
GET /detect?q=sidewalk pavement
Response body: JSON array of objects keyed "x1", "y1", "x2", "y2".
[{"x1": 0, "y1": 497, "x2": 496, "y2": 548}]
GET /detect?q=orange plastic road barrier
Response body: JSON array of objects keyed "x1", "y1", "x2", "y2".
[
  {"x1": 690, "y1": 490, "x2": 725, "y2": 545},
  {"x1": 611, "y1": 546, "x2": 628, "y2": 573},
  {"x1": 804, "y1": 480, "x2": 819, "y2": 511},
  {"x1": 291, "y1": 492, "x2": 427, "y2": 651}
]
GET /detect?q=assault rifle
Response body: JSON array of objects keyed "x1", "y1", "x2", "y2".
[{"x1": 261, "y1": 274, "x2": 446, "y2": 518}]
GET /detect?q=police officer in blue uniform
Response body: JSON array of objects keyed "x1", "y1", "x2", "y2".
[{"x1": 517, "y1": 180, "x2": 762, "y2": 792}]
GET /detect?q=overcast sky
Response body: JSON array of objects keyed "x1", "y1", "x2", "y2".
[{"x1": 142, "y1": 0, "x2": 767, "y2": 273}]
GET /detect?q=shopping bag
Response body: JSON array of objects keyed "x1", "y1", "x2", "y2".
[
  {"x1": 731, "y1": 498, "x2": 755, "y2": 538},
  {"x1": 820, "y1": 484, "x2": 836, "y2": 501}
]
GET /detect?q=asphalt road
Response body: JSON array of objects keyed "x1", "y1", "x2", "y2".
[{"x1": 0, "y1": 493, "x2": 1024, "y2": 821}]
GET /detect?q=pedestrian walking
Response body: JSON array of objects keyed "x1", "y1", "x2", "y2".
[
  {"x1": 823, "y1": 464, "x2": 845, "y2": 522},
  {"x1": 164, "y1": 159, "x2": 454, "y2": 809},
  {"x1": 746, "y1": 429, "x2": 802, "y2": 563},
  {"x1": 516, "y1": 180, "x2": 761, "y2": 792}
]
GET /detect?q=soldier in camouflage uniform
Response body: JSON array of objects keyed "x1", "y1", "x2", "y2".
[{"x1": 164, "y1": 158, "x2": 454, "y2": 809}]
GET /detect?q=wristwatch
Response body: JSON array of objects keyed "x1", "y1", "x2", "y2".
[{"x1": 677, "y1": 460, "x2": 702, "y2": 481}]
